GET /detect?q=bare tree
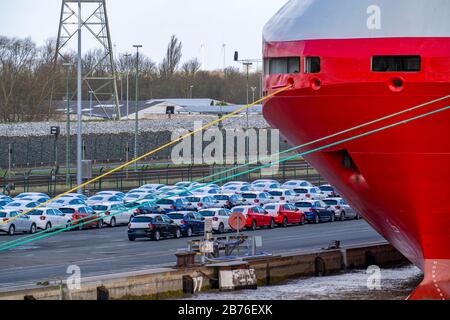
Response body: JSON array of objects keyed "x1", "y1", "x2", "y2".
[
  {"x1": 159, "y1": 35, "x2": 182, "y2": 78},
  {"x1": 181, "y1": 58, "x2": 201, "y2": 76}
]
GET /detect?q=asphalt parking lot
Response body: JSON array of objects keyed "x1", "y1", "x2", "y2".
[{"x1": 0, "y1": 219, "x2": 384, "y2": 291}]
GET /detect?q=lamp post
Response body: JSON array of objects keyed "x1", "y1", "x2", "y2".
[
  {"x1": 89, "y1": 90, "x2": 93, "y2": 118},
  {"x1": 76, "y1": 0, "x2": 83, "y2": 192},
  {"x1": 133, "y1": 45, "x2": 142, "y2": 172},
  {"x1": 124, "y1": 53, "x2": 131, "y2": 120},
  {"x1": 63, "y1": 63, "x2": 73, "y2": 185}
]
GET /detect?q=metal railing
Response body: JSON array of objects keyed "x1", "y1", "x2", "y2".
[{"x1": 0, "y1": 159, "x2": 323, "y2": 197}]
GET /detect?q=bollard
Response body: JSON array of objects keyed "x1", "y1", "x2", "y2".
[
  {"x1": 97, "y1": 286, "x2": 109, "y2": 300},
  {"x1": 182, "y1": 276, "x2": 194, "y2": 295},
  {"x1": 315, "y1": 257, "x2": 326, "y2": 277}
]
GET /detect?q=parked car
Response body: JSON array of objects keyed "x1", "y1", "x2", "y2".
[
  {"x1": 127, "y1": 201, "x2": 164, "y2": 216},
  {"x1": 69, "y1": 206, "x2": 103, "y2": 230},
  {"x1": 128, "y1": 214, "x2": 181, "y2": 241},
  {"x1": 15, "y1": 196, "x2": 49, "y2": 204},
  {"x1": 175, "y1": 181, "x2": 195, "y2": 189},
  {"x1": 139, "y1": 184, "x2": 166, "y2": 192},
  {"x1": 323, "y1": 198, "x2": 360, "y2": 221},
  {"x1": 0, "y1": 209, "x2": 37, "y2": 235},
  {"x1": 58, "y1": 205, "x2": 89, "y2": 219},
  {"x1": 27, "y1": 208, "x2": 72, "y2": 230},
  {"x1": 155, "y1": 197, "x2": 193, "y2": 213},
  {"x1": 167, "y1": 211, "x2": 205, "y2": 237},
  {"x1": 251, "y1": 179, "x2": 280, "y2": 186},
  {"x1": 48, "y1": 198, "x2": 87, "y2": 209},
  {"x1": 292, "y1": 187, "x2": 327, "y2": 200},
  {"x1": 212, "y1": 194, "x2": 244, "y2": 209},
  {"x1": 220, "y1": 185, "x2": 252, "y2": 194},
  {"x1": 91, "y1": 202, "x2": 129, "y2": 227},
  {"x1": 198, "y1": 208, "x2": 231, "y2": 234},
  {"x1": 251, "y1": 182, "x2": 281, "y2": 192},
  {"x1": 0, "y1": 198, "x2": 13, "y2": 208},
  {"x1": 95, "y1": 191, "x2": 126, "y2": 199},
  {"x1": 263, "y1": 203, "x2": 306, "y2": 227},
  {"x1": 294, "y1": 200, "x2": 335, "y2": 224},
  {"x1": 5, "y1": 200, "x2": 40, "y2": 212},
  {"x1": 123, "y1": 192, "x2": 156, "y2": 203},
  {"x1": 185, "y1": 195, "x2": 219, "y2": 210},
  {"x1": 268, "y1": 189, "x2": 301, "y2": 203},
  {"x1": 86, "y1": 195, "x2": 123, "y2": 206},
  {"x1": 231, "y1": 206, "x2": 275, "y2": 230},
  {"x1": 281, "y1": 180, "x2": 313, "y2": 189},
  {"x1": 190, "y1": 188, "x2": 221, "y2": 195},
  {"x1": 319, "y1": 185, "x2": 339, "y2": 198},
  {"x1": 59, "y1": 193, "x2": 88, "y2": 201},
  {"x1": 14, "y1": 193, "x2": 49, "y2": 200},
  {"x1": 222, "y1": 181, "x2": 250, "y2": 188},
  {"x1": 241, "y1": 192, "x2": 272, "y2": 206}
]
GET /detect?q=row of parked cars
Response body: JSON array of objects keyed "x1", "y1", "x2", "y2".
[{"x1": 0, "y1": 179, "x2": 361, "y2": 239}]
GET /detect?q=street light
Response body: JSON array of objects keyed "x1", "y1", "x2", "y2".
[
  {"x1": 76, "y1": 0, "x2": 83, "y2": 192},
  {"x1": 133, "y1": 45, "x2": 142, "y2": 172},
  {"x1": 62, "y1": 62, "x2": 73, "y2": 185},
  {"x1": 124, "y1": 53, "x2": 131, "y2": 120}
]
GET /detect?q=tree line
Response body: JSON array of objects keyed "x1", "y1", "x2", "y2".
[{"x1": 0, "y1": 35, "x2": 262, "y2": 123}]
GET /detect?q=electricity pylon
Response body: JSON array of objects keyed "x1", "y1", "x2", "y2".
[{"x1": 54, "y1": 0, "x2": 120, "y2": 119}]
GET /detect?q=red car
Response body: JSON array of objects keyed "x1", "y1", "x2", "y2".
[
  {"x1": 60, "y1": 206, "x2": 103, "y2": 230},
  {"x1": 263, "y1": 203, "x2": 306, "y2": 227},
  {"x1": 231, "y1": 206, "x2": 275, "y2": 230}
]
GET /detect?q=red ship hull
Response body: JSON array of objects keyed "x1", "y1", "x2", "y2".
[{"x1": 263, "y1": 38, "x2": 450, "y2": 300}]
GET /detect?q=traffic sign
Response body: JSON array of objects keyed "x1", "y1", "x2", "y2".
[{"x1": 229, "y1": 212, "x2": 246, "y2": 231}]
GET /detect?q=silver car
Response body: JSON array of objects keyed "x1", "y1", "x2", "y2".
[
  {"x1": 0, "y1": 209, "x2": 37, "y2": 235},
  {"x1": 323, "y1": 198, "x2": 360, "y2": 221}
]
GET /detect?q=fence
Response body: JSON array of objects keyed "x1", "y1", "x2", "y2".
[{"x1": 0, "y1": 160, "x2": 323, "y2": 197}]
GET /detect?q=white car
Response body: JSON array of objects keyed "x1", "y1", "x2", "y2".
[
  {"x1": 251, "y1": 182, "x2": 281, "y2": 192},
  {"x1": 0, "y1": 209, "x2": 37, "y2": 235},
  {"x1": 281, "y1": 180, "x2": 313, "y2": 189},
  {"x1": 323, "y1": 198, "x2": 360, "y2": 221},
  {"x1": 267, "y1": 189, "x2": 301, "y2": 203},
  {"x1": 123, "y1": 191, "x2": 156, "y2": 203},
  {"x1": 241, "y1": 192, "x2": 273, "y2": 206},
  {"x1": 86, "y1": 195, "x2": 123, "y2": 206},
  {"x1": 140, "y1": 184, "x2": 166, "y2": 192},
  {"x1": 5, "y1": 200, "x2": 40, "y2": 212},
  {"x1": 190, "y1": 188, "x2": 220, "y2": 195},
  {"x1": 185, "y1": 195, "x2": 220, "y2": 210},
  {"x1": 59, "y1": 193, "x2": 88, "y2": 201},
  {"x1": 16, "y1": 196, "x2": 50, "y2": 204},
  {"x1": 220, "y1": 185, "x2": 252, "y2": 194},
  {"x1": 95, "y1": 191, "x2": 126, "y2": 198},
  {"x1": 251, "y1": 179, "x2": 280, "y2": 186},
  {"x1": 48, "y1": 197, "x2": 87, "y2": 209},
  {"x1": 212, "y1": 193, "x2": 245, "y2": 209},
  {"x1": 27, "y1": 207, "x2": 71, "y2": 230},
  {"x1": 91, "y1": 202, "x2": 130, "y2": 227},
  {"x1": 292, "y1": 187, "x2": 327, "y2": 200},
  {"x1": 222, "y1": 181, "x2": 250, "y2": 188},
  {"x1": 14, "y1": 193, "x2": 49, "y2": 200},
  {"x1": 198, "y1": 208, "x2": 231, "y2": 234},
  {"x1": 319, "y1": 185, "x2": 339, "y2": 198}
]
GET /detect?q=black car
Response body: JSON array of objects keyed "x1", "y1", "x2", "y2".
[
  {"x1": 294, "y1": 200, "x2": 335, "y2": 224},
  {"x1": 128, "y1": 214, "x2": 181, "y2": 241},
  {"x1": 124, "y1": 202, "x2": 164, "y2": 216},
  {"x1": 166, "y1": 211, "x2": 205, "y2": 237}
]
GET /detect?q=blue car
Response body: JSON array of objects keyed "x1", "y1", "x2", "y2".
[
  {"x1": 155, "y1": 197, "x2": 193, "y2": 213},
  {"x1": 294, "y1": 200, "x2": 335, "y2": 224},
  {"x1": 166, "y1": 211, "x2": 205, "y2": 237}
]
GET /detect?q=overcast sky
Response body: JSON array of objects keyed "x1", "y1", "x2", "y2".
[{"x1": 0, "y1": 0, "x2": 288, "y2": 70}]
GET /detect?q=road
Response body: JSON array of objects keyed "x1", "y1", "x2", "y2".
[{"x1": 0, "y1": 220, "x2": 384, "y2": 291}]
